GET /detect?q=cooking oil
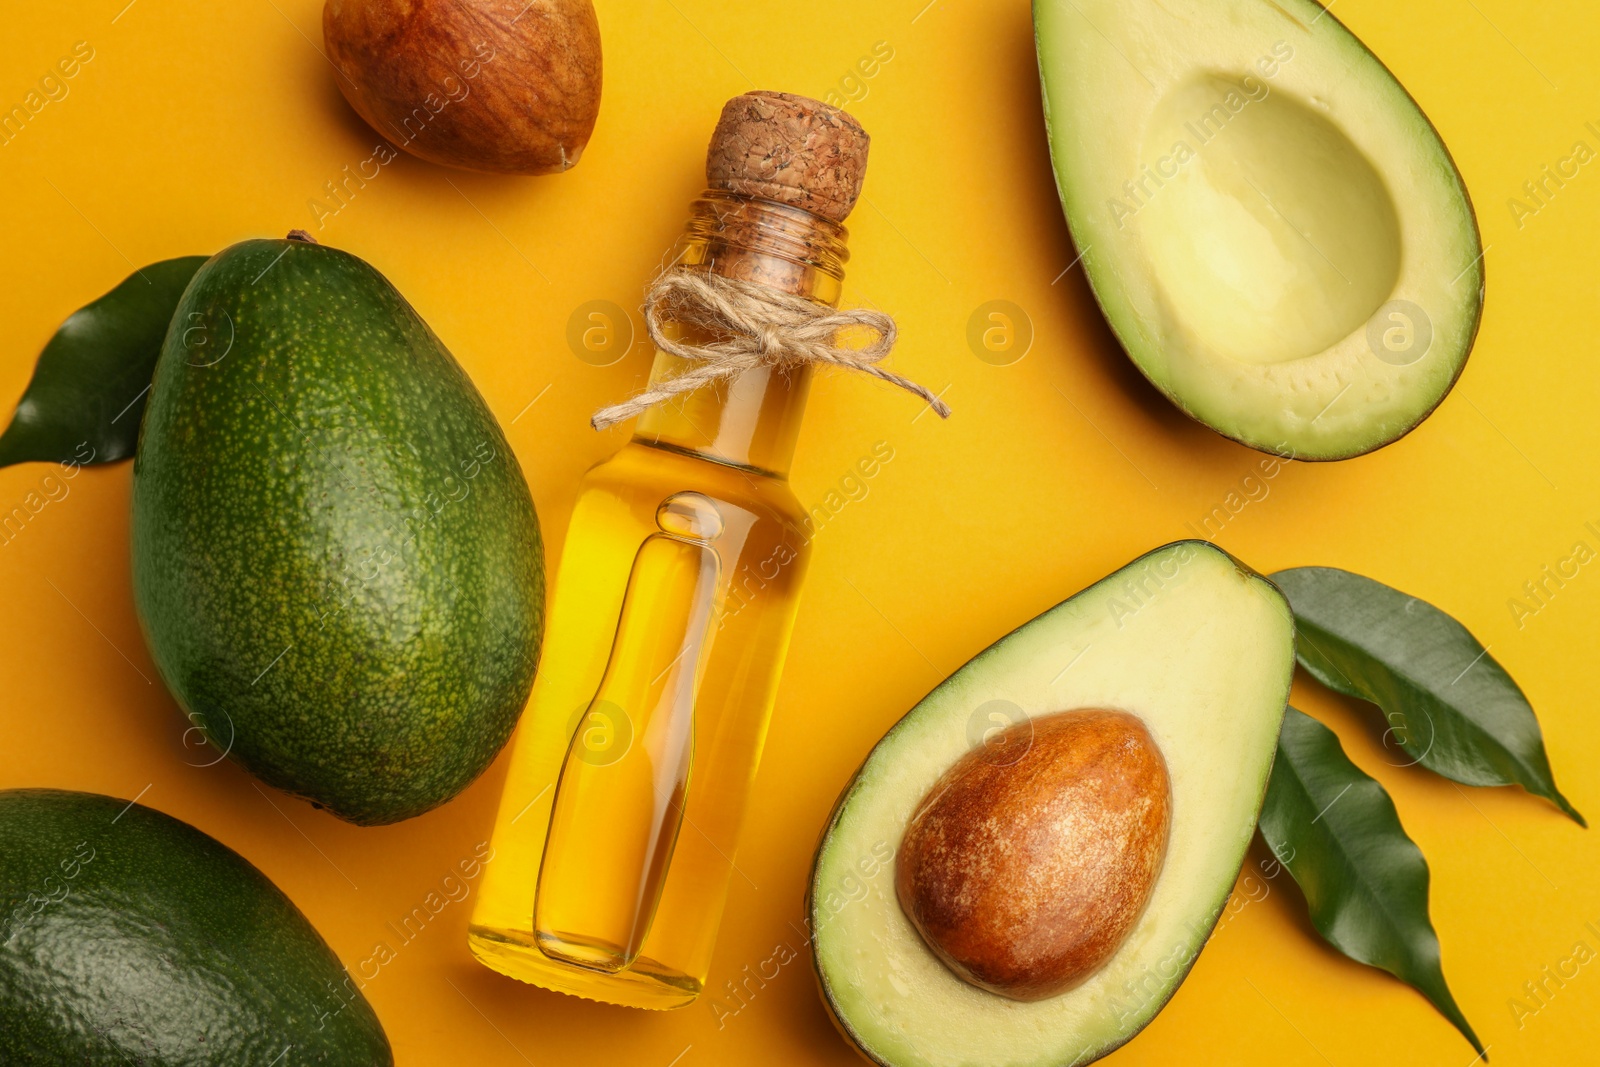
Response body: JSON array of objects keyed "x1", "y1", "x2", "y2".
[{"x1": 469, "y1": 91, "x2": 869, "y2": 1009}]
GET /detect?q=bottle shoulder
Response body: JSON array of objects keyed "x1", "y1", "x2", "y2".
[{"x1": 580, "y1": 441, "x2": 806, "y2": 523}]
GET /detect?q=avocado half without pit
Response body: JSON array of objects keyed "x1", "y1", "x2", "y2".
[
  {"x1": 1036, "y1": 0, "x2": 1484, "y2": 460},
  {"x1": 810, "y1": 542, "x2": 1296, "y2": 1067}
]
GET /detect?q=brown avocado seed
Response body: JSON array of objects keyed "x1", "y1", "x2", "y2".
[
  {"x1": 895, "y1": 709, "x2": 1171, "y2": 1001},
  {"x1": 324, "y1": 0, "x2": 602, "y2": 175}
]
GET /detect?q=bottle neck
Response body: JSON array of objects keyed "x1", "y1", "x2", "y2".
[{"x1": 633, "y1": 191, "x2": 849, "y2": 478}]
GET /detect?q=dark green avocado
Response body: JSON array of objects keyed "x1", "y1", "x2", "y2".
[
  {"x1": 132, "y1": 236, "x2": 544, "y2": 825},
  {"x1": 0, "y1": 789, "x2": 392, "y2": 1065}
]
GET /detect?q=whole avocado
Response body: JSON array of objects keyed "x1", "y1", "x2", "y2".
[
  {"x1": 0, "y1": 789, "x2": 392, "y2": 1065},
  {"x1": 132, "y1": 236, "x2": 544, "y2": 824}
]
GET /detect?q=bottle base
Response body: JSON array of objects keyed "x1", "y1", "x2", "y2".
[{"x1": 467, "y1": 923, "x2": 702, "y2": 1010}]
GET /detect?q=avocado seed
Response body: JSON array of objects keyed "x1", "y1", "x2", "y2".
[
  {"x1": 895, "y1": 709, "x2": 1171, "y2": 1001},
  {"x1": 324, "y1": 0, "x2": 602, "y2": 175}
]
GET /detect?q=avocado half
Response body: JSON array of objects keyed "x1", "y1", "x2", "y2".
[
  {"x1": 1035, "y1": 0, "x2": 1484, "y2": 460},
  {"x1": 810, "y1": 542, "x2": 1295, "y2": 1067}
]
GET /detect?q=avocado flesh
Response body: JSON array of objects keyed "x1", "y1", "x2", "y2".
[
  {"x1": 1036, "y1": 0, "x2": 1483, "y2": 460},
  {"x1": 132, "y1": 238, "x2": 544, "y2": 825},
  {"x1": 0, "y1": 789, "x2": 391, "y2": 1065},
  {"x1": 811, "y1": 542, "x2": 1294, "y2": 1067}
]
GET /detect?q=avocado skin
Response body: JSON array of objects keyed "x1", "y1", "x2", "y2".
[
  {"x1": 0, "y1": 789, "x2": 392, "y2": 1065},
  {"x1": 132, "y1": 238, "x2": 544, "y2": 825}
]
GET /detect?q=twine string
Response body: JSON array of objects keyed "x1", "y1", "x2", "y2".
[{"x1": 590, "y1": 267, "x2": 951, "y2": 430}]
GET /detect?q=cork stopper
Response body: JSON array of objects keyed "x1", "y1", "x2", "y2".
[{"x1": 705, "y1": 91, "x2": 869, "y2": 223}]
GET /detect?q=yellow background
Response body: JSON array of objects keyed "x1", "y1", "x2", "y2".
[{"x1": 0, "y1": 0, "x2": 1595, "y2": 1062}]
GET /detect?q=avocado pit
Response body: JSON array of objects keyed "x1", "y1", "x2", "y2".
[{"x1": 895, "y1": 708, "x2": 1171, "y2": 1001}]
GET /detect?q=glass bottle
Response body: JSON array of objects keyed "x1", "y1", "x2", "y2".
[{"x1": 469, "y1": 92, "x2": 868, "y2": 1009}]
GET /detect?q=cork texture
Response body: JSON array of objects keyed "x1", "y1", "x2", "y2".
[{"x1": 704, "y1": 91, "x2": 870, "y2": 222}]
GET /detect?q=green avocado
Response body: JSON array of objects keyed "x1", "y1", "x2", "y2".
[
  {"x1": 132, "y1": 236, "x2": 544, "y2": 825},
  {"x1": 0, "y1": 789, "x2": 391, "y2": 1065},
  {"x1": 810, "y1": 542, "x2": 1295, "y2": 1066},
  {"x1": 1035, "y1": 0, "x2": 1483, "y2": 460}
]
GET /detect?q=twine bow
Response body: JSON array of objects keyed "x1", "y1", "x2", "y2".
[{"x1": 590, "y1": 267, "x2": 951, "y2": 430}]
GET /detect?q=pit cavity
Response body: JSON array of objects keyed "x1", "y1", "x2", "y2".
[{"x1": 1132, "y1": 72, "x2": 1401, "y2": 365}]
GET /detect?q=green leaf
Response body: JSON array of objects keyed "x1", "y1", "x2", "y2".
[
  {"x1": 1273, "y1": 566, "x2": 1583, "y2": 825},
  {"x1": 0, "y1": 255, "x2": 210, "y2": 468},
  {"x1": 1261, "y1": 706, "x2": 1485, "y2": 1059}
]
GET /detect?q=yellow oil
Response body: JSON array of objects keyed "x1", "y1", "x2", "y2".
[
  {"x1": 471, "y1": 188, "x2": 846, "y2": 1008},
  {"x1": 468, "y1": 412, "x2": 811, "y2": 1008},
  {"x1": 536, "y1": 492, "x2": 721, "y2": 973}
]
